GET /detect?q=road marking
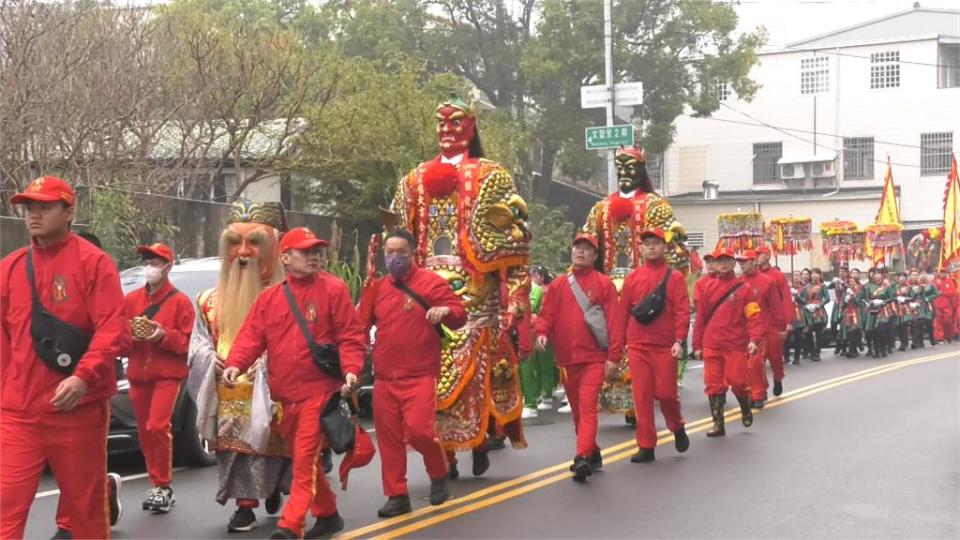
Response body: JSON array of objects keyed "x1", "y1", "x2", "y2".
[
  {"x1": 34, "y1": 468, "x2": 187, "y2": 499},
  {"x1": 343, "y1": 350, "x2": 956, "y2": 539}
]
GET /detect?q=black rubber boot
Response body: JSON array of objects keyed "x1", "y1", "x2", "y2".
[
  {"x1": 735, "y1": 394, "x2": 754, "y2": 427},
  {"x1": 429, "y1": 478, "x2": 450, "y2": 506},
  {"x1": 471, "y1": 449, "x2": 490, "y2": 477},
  {"x1": 630, "y1": 448, "x2": 655, "y2": 463},
  {"x1": 772, "y1": 380, "x2": 783, "y2": 397},
  {"x1": 377, "y1": 496, "x2": 412, "y2": 518},
  {"x1": 673, "y1": 426, "x2": 690, "y2": 453},
  {"x1": 571, "y1": 456, "x2": 592, "y2": 482},
  {"x1": 706, "y1": 395, "x2": 726, "y2": 437},
  {"x1": 305, "y1": 511, "x2": 344, "y2": 539},
  {"x1": 588, "y1": 448, "x2": 603, "y2": 470}
]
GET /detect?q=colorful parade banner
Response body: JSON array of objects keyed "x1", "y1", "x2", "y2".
[
  {"x1": 941, "y1": 154, "x2": 960, "y2": 272},
  {"x1": 867, "y1": 158, "x2": 903, "y2": 265},
  {"x1": 820, "y1": 220, "x2": 866, "y2": 263},
  {"x1": 716, "y1": 211, "x2": 765, "y2": 252},
  {"x1": 768, "y1": 216, "x2": 813, "y2": 255}
]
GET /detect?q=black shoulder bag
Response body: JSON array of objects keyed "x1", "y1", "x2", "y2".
[
  {"x1": 631, "y1": 268, "x2": 673, "y2": 325},
  {"x1": 282, "y1": 282, "x2": 342, "y2": 378},
  {"x1": 139, "y1": 289, "x2": 179, "y2": 319},
  {"x1": 25, "y1": 249, "x2": 92, "y2": 376},
  {"x1": 699, "y1": 283, "x2": 744, "y2": 333},
  {"x1": 390, "y1": 280, "x2": 447, "y2": 338},
  {"x1": 320, "y1": 392, "x2": 359, "y2": 455}
]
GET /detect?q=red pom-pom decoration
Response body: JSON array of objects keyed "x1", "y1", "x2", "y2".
[
  {"x1": 423, "y1": 162, "x2": 459, "y2": 198},
  {"x1": 608, "y1": 196, "x2": 634, "y2": 223}
]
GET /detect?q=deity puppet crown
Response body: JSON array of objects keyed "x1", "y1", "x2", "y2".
[
  {"x1": 615, "y1": 146, "x2": 646, "y2": 163},
  {"x1": 436, "y1": 94, "x2": 477, "y2": 117},
  {"x1": 226, "y1": 200, "x2": 288, "y2": 232}
]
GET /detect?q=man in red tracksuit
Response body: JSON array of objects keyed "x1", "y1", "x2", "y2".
[
  {"x1": 535, "y1": 232, "x2": 621, "y2": 483},
  {"x1": 358, "y1": 229, "x2": 467, "y2": 518},
  {"x1": 1, "y1": 176, "x2": 131, "y2": 539},
  {"x1": 933, "y1": 269, "x2": 957, "y2": 343},
  {"x1": 738, "y1": 249, "x2": 782, "y2": 410},
  {"x1": 692, "y1": 248, "x2": 765, "y2": 438},
  {"x1": 614, "y1": 228, "x2": 690, "y2": 463},
  {"x1": 756, "y1": 246, "x2": 790, "y2": 397},
  {"x1": 124, "y1": 243, "x2": 195, "y2": 513},
  {"x1": 223, "y1": 227, "x2": 366, "y2": 540}
]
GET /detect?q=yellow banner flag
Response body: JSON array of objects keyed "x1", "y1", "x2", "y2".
[
  {"x1": 941, "y1": 154, "x2": 960, "y2": 272},
  {"x1": 875, "y1": 159, "x2": 900, "y2": 226}
]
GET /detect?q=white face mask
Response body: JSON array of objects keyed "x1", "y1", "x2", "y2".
[{"x1": 143, "y1": 265, "x2": 165, "y2": 285}]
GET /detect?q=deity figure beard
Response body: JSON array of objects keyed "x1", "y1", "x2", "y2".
[
  {"x1": 615, "y1": 155, "x2": 654, "y2": 195},
  {"x1": 214, "y1": 225, "x2": 283, "y2": 346}
]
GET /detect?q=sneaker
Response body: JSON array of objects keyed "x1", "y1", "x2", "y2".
[
  {"x1": 673, "y1": 426, "x2": 690, "y2": 453},
  {"x1": 50, "y1": 528, "x2": 71, "y2": 540},
  {"x1": 429, "y1": 477, "x2": 451, "y2": 506},
  {"x1": 377, "y1": 496, "x2": 412, "y2": 518},
  {"x1": 142, "y1": 486, "x2": 161, "y2": 511},
  {"x1": 270, "y1": 528, "x2": 299, "y2": 539},
  {"x1": 521, "y1": 406, "x2": 538, "y2": 419},
  {"x1": 571, "y1": 456, "x2": 591, "y2": 483},
  {"x1": 558, "y1": 400, "x2": 571, "y2": 413},
  {"x1": 553, "y1": 386, "x2": 566, "y2": 400},
  {"x1": 265, "y1": 488, "x2": 282, "y2": 516},
  {"x1": 146, "y1": 486, "x2": 174, "y2": 513},
  {"x1": 538, "y1": 397, "x2": 554, "y2": 409},
  {"x1": 305, "y1": 511, "x2": 344, "y2": 539},
  {"x1": 227, "y1": 507, "x2": 258, "y2": 533},
  {"x1": 630, "y1": 448, "x2": 656, "y2": 463},
  {"x1": 107, "y1": 472, "x2": 122, "y2": 527},
  {"x1": 773, "y1": 380, "x2": 783, "y2": 397}
]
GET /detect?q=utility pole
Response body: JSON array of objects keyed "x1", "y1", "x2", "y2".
[{"x1": 604, "y1": 0, "x2": 616, "y2": 194}]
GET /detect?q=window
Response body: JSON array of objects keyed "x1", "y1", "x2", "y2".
[
  {"x1": 939, "y1": 44, "x2": 960, "y2": 88},
  {"x1": 716, "y1": 81, "x2": 730, "y2": 101},
  {"x1": 753, "y1": 142, "x2": 783, "y2": 185},
  {"x1": 921, "y1": 132, "x2": 953, "y2": 176},
  {"x1": 800, "y1": 57, "x2": 829, "y2": 94},
  {"x1": 646, "y1": 152, "x2": 663, "y2": 191},
  {"x1": 843, "y1": 137, "x2": 875, "y2": 180},
  {"x1": 870, "y1": 51, "x2": 900, "y2": 89},
  {"x1": 686, "y1": 232, "x2": 705, "y2": 248}
]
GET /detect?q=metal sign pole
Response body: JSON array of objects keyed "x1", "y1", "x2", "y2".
[{"x1": 604, "y1": 0, "x2": 616, "y2": 194}]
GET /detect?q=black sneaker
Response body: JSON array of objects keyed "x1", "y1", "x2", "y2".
[
  {"x1": 630, "y1": 448, "x2": 656, "y2": 463},
  {"x1": 305, "y1": 511, "x2": 344, "y2": 539},
  {"x1": 50, "y1": 528, "x2": 71, "y2": 540},
  {"x1": 322, "y1": 448, "x2": 333, "y2": 475},
  {"x1": 674, "y1": 426, "x2": 690, "y2": 453},
  {"x1": 429, "y1": 477, "x2": 450, "y2": 506},
  {"x1": 107, "y1": 472, "x2": 122, "y2": 527},
  {"x1": 471, "y1": 449, "x2": 490, "y2": 477},
  {"x1": 265, "y1": 488, "x2": 283, "y2": 515},
  {"x1": 588, "y1": 448, "x2": 603, "y2": 470},
  {"x1": 270, "y1": 527, "x2": 299, "y2": 539},
  {"x1": 571, "y1": 456, "x2": 591, "y2": 483},
  {"x1": 227, "y1": 507, "x2": 258, "y2": 533},
  {"x1": 145, "y1": 486, "x2": 174, "y2": 513},
  {"x1": 377, "y1": 496, "x2": 412, "y2": 518},
  {"x1": 773, "y1": 380, "x2": 783, "y2": 397}
]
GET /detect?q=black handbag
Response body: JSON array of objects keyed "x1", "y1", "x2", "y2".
[
  {"x1": 631, "y1": 268, "x2": 672, "y2": 325},
  {"x1": 282, "y1": 283, "x2": 343, "y2": 378},
  {"x1": 25, "y1": 249, "x2": 92, "y2": 376},
  {"x1": 320, "y1": 393, "x2": 358, "y2": 455}
]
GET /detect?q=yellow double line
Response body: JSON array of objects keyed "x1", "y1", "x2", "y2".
[{"x1": 341, "y1": 350, "x2": 957, "y2": 539}]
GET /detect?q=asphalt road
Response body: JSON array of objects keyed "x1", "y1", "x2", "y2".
[{"x1": 23, "y1": 345, "x2": 960, "y2": 539}]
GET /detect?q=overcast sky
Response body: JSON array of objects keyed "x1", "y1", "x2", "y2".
[{"x1": 733, "y1": 0, "x2": 960, "y2": 48}]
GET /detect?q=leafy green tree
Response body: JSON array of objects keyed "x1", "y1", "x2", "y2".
[{"x1": 527, "y1": 200, "x2": 575, "y2": 273}]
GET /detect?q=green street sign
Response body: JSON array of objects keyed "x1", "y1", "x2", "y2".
[{"x1": 585, "y1": 125, "x2": 634, "y2": 150}]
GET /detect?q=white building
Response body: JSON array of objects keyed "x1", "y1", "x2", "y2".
[{"x1": 662, "y1": 5, "x2": 959, "y2": 270}]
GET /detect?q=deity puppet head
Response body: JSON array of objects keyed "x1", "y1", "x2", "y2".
[
  {"x1": 436, "y1": 95, "x2": 484, "y2": 159},
  {"x1": 614, "y1": 146, "x2": 654, "y2": 194}
]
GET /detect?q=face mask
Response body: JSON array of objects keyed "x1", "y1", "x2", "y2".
[
  {"x1": 143, "y1": 265, "x2": 165, "y2": 285},
  {"x1": 386, "y1": 254, "x2": 411, "y2": 280}
]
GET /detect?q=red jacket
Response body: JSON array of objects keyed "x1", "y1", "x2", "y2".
[
  {"x1": 361, "y1": 266, "x2": 467, "y2": 380},
  {"x1": 693, "y1": 273, "x2": 714, "y2": 315},
  {"x1": 759, "y1": 264, "x2": 792, "y2": 329},
  {"x1": 535, "y1": 267, "x2": 620, "y2": 366},
  {"x1": 934, "y1": 278, "x2": 957, "y2": 310},
  {"x1": 1, "y1": 234, "x2": 131, "y2": 415},
  {"x1": 693, "y1": 273, "x2": 764, "y2": 352},
  {"x1": 614, "y1": 258, "x2": 690, "y2": 350},
  {"x1": 740, "y1": 269, "x2": 777, "y2": 337},
  {"x1": 124, "y1": 280, "x2": 195, "y2": 383},
  {"x1": 226, "y1": 272, "x2": 366, "y2": 404}
]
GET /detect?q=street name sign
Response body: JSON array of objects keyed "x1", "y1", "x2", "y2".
[
  {"x1": 585, "y1": 125, "x2": 634, "y2": 150},
  {"x1": 579, "y1": 82, "x2": 644, "y2": 109}
]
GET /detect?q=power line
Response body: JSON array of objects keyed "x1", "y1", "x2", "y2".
[
  {"x1": 814, "y1": 48, "x2": 959, "y2": 70},
  {"x1": 700, "y1": 114, "x2": 926, "y2": 149}
]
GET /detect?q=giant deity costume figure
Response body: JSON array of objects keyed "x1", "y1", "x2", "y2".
[
  {"x1": 386, "y1": 96, "x2": 531, "y2": 477},
  {"x1": 187, "y1": 201, "x2": 290, "y2": 532},
  {"x1": 582, "y1": 146, "x2": 689, "y2": 422}
]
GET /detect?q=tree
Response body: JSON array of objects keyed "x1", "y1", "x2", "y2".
[{"x1": 527, "y1": 200, "x2": 575, "y2": 273}]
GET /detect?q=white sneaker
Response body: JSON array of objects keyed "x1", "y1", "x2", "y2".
[
  {"x1": 558, "y1": 400, "x2": 572, "y2": 413},
  {"x1": 554, "y1": 386, "x2": 566, "y2": 400},
  {"x1": 521, "y1": 407, "x2": 539, "y2": 419},
  {"x1": 677, "y1": 378, "x2": 685, "y2": 388},
  {"x1": 537, "y1": 398, "x2": 553, "y2": 411}
]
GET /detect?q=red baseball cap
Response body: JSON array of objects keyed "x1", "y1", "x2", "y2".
[
  {"x1": 737, "y1": 249, "x2": 758, "y2": 261},
  {"x1": 280, "y1": 227, "x2": 328, "y2": 253},
  {"x1": 339, "y1": 426, "x2": 376, "y2": 491},
  {"x1": 137, "y1": 243, "x2": 175, "y2": 263},
  {"x1": 755, "y1": 246, "x2": 771, "y2": 255},
  {"x1": 10, "y1": 176, "x2": 77, "y2": 207},
  {"x1": 572, "y1": 231, "x2": 598, "y2": 250},
  {"x1": 714, "y1": 247, "x2": 736, "y2": 260},
  {"x1": 703, "y1": 251, "x2": 716, "y2": 261},
  {"x1": 639, "y1": 228, "x2": 666, "y2": 241}
]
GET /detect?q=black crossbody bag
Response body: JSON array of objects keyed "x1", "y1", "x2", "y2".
[
  {"x1": 390, "y1": 280, "x2": 447, "y2": 338},
  {"x1": 282, "y1": 282, "x2": 342, "y2": 378},
  {"x1": 25, "y1": 249, "x2": 92, "y2": 376},
  {"x1": 631, "y1": 268, "x2": 673, "y2": 325},
  {"x1": 139, "y1": 289, "x2": 178, "y2": 318},
  {"x1": 700, "y1": 283, "x2": 744, "y2": 332}
]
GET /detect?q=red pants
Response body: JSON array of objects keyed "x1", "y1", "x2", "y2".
[
  {"x1": 130, "y1": 379, "x2": 181, "y2": 487},
  {"x1": 565, "y1": 362, "x2": 605, "y2": 458},
  {"x1": 934, "y1": 307, "x2": 955, "y2": 341},
  {"x1": 747, "y1": 339, "x2": 770, "y2": 400},
  {"x1": 628, "y1": 346, "x2": 684, "y2": 449},
  {"x1": 1, "y1": 401, "x2": 110, "y2": 540},
  {"x1": 703, "y1": 348, "x2": 750, "y2": 398},
  {"x1": 373, "y1": 376, "x2": 447, "y2": 497},
  {"x1": 277, "y1": 395, "x2": 337, "y2": 536}
]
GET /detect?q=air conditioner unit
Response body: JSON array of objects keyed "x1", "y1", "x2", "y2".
[
  {"x1": 780, "y1": 162, "x2": 806, "y2": 180},
  {"x1": 811, "y1": 160, "x2": 836, "y2": 178}
]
